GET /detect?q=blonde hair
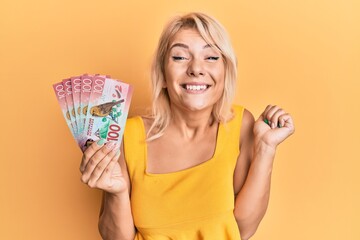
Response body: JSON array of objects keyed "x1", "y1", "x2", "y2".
[{"x1": 148, "y1": 12, "x2": 237, "y2": 140}]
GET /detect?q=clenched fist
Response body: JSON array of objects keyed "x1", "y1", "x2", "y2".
[{"x1": 254, "y1": 105, "x2": 295, "y2": 149}]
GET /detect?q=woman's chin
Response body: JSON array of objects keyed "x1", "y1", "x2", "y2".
[{"x1": 182, "y1": 101, "x2": 212, "y2": 112}]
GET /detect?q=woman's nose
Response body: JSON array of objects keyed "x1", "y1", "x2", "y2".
[{"x1": 186, "y1": 59, "x2": 205, "y2": 77}]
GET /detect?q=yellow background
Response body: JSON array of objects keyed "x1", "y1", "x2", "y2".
[{"x1": 1, "y1": 0, "x2": 359, "y2": 239}]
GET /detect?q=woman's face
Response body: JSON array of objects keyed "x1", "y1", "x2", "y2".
[{"x1": 164, "y1": 28, "x2": 225, "y2": 113}]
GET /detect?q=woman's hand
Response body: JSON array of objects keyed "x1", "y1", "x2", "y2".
[
  {"x1": 80, "y1": 140, "x2": 128, "y2": 194},
  {"x1": 254, "y1": 105, "x2": 295, "y2": 149}
]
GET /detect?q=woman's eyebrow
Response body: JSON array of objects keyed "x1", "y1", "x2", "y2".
[
  {"x1": 169, "y1": 43, "x2": 215, "y2": 50},
  {"x1": 203, "y1": 44, "x2": 213, "y2": 49},
  {"x1": 204, "y1": 44, "x2": 221, "y2": 51},
  {"x1": 169, "y1": 43, "x2": 189, "y2": 50}
]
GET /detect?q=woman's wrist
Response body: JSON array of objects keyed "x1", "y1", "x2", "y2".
[
  {"x1": 252, "y1": 141, "x2": 277, "y2": 171},
  {"x1": 254, "y1": 140, "x2": 276, "y2": 156},
  {"x1": 105, "y1": 189, "x2": 130, "y2": 201}
]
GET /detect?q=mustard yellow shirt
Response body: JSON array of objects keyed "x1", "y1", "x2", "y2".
[{"x1": 124, "y1": 105, "x2": 244, "y2": 240}]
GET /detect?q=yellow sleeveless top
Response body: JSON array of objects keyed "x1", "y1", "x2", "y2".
[{"x1": 124, "y1": 105, "x2": 244, "y2": 240}]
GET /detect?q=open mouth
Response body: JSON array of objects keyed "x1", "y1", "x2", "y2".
[{"x1": 181, "y1": 84, "x2": 211, "y2": 91}]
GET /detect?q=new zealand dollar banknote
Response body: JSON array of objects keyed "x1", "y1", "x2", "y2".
[{"x1": 53, "y1": 74, "x2": 133, "y2": 152}]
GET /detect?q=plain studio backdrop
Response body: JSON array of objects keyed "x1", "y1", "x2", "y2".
[{"x1": 0, "y1": 0, "x2": 359, "y2": 239}]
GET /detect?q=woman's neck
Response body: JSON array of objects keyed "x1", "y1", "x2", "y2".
[{"x1": 168, "y1": 105, "x2": 216, "y2": 140}]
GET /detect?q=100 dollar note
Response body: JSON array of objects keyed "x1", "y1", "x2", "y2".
[
  {"x1": 53, "y1": 74, "x2": 132, "y2": 152},
  {"x1": 62, "y1": 78, "x2": 79, "y2": 136},
  {"x1": 53, "y1": 82, "x2": 77, "y2": 140},
  {"x1": 81, "y1": 76, "x2": 133, "y2": 151},
  {"x1": 79, "y1": 74, "x2": 93, "y2": 135},
  {"x1": 71, "y1": 75, "x2": 82, "y2": 133}
]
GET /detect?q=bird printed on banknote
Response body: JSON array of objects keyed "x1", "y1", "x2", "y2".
[{"x1": 90, "y1": 99, "x2": 125, "y2": 117}]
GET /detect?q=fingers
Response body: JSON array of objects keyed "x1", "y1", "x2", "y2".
[
  {"x1": 95, "y1": 153, "x2": 122, "y2": 189},
  {"x1": 80, "y1": 139, "x2": 106, "y2": 172},
  {"x1": 278, "y1": 113, "x2": 295, "y2": 133},
  {"x1": 262, "y1": 105, "x2": 291, "y2": 129},
  {"x1": 80, "y1": 140, "x2": 120, "y2": 186},
  {"x1": 87, "y1": 150, "x2": 120, "y2": 189}
]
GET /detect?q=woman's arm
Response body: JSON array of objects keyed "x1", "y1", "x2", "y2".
[
  {"x1": 99, "y1": 190, "x2": 135, "y2": 240},
  {"x1": 234, "y1": 106, "x2": 295, "y2": 240},
  {"x1": 80, "y1": 140, "x2": 135, "y2": 240}
]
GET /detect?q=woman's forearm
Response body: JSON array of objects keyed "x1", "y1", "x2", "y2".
[
  {"x1": 234, "y1": 143, "x2": 276, "y2": 239},
  {"x1": 99, "y1": 190, "x2": 135, "y2": 240}
]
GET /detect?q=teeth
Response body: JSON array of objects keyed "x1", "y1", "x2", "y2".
[{"x1": 185, "y1": 85, "x2": 207, "y2": 91}]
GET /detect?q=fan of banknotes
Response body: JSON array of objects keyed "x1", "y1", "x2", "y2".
[{"x1": 53, "y1": 74, "x2": 133, "y2": 152}]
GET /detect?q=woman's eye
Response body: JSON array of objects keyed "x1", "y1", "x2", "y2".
[
  {"x1": 207, "y1": 56, "x2": 220, "y2": 61},
  {"x1": 172, "y1": 56, "x2": 187, "y2": 61}
]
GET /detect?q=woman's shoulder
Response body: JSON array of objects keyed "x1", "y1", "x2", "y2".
[
  {"x1": 231, "y1": 104, "x2": 254, "y2": 123},
  {"x1": 230, "y1": 105, "x2": 255, "y2": 143},
  {"x1": 233, "y1": 105, "x2": 254, "y2": 147}
]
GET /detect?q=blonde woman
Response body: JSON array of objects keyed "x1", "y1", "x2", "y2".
[{"x1": 79, "y1": 12, "x2": 295, "y2": 240}]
